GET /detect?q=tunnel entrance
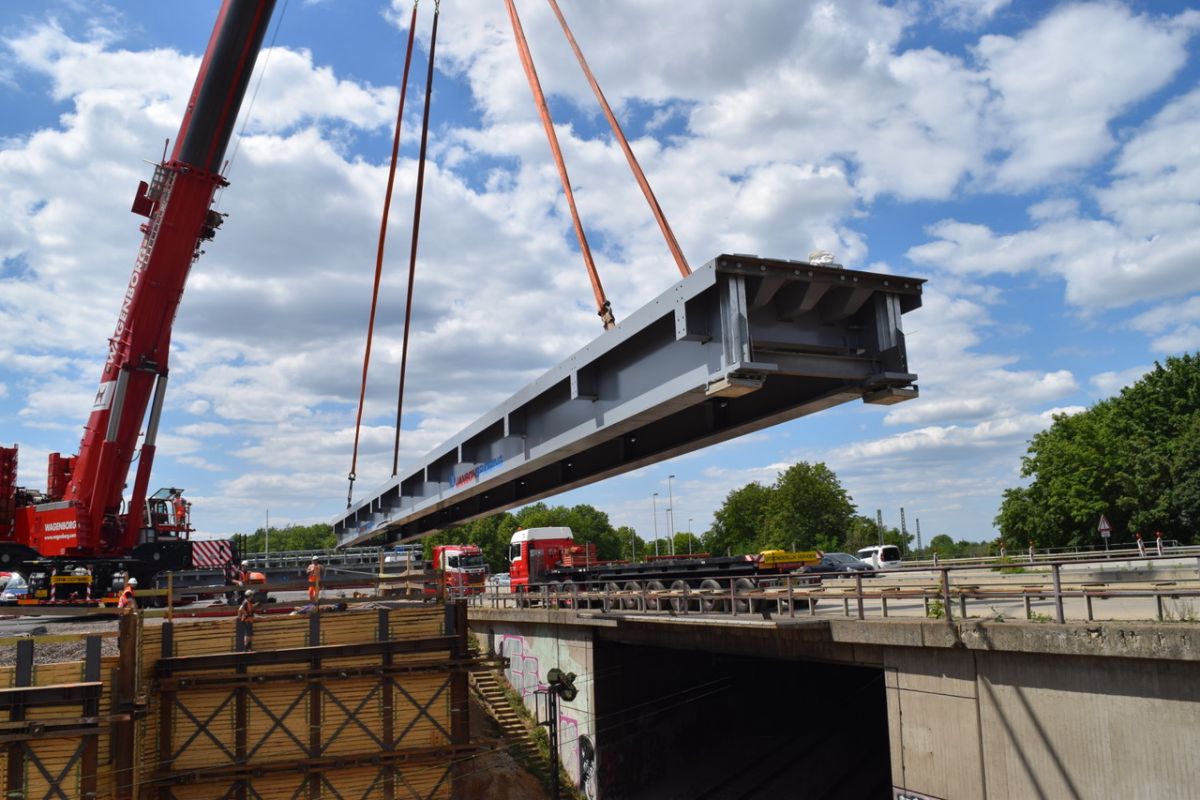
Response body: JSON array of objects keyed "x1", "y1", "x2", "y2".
[{"x1": 593, "y1": 640, "x2": 890, "y2": 799}]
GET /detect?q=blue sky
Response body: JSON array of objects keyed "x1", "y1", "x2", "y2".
[{"x1": 3, "y1": 0, "x2": 1200, "y2": 546}]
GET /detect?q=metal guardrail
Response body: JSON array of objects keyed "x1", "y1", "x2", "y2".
[
  {"x1": 7, "y1": 552, "x2": 1197, "y2": 624},
  {"x1": 904, "y1": 543, "x2": 1200, "y2": 569},
  {"x1": 242, "y1": 546, "x2": 387, "y2": 570},
  {"x1": 465, "y1": 552, "x2": 1200, "y2": 623}
]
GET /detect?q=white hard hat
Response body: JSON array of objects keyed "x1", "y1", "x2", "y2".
[
  {"x1": 245, "y1": 589, "x2": 255, "y2": 598},
  {"x1": 311, "y1": 556, "x2": 319, "y2": 562},
  {"x1": 128, "y1": 578, "x2": 138, "y2": 586},
  {"x1": 241, "y1": 560, "x2": 250, "y2": 567}
]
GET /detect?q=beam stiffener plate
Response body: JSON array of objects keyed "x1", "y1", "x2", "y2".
[{"x1": 334, "y1": 254, "x2": 924, "y2": 546}]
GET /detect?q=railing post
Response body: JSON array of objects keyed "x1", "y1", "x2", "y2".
[
  {"x1": 855, "y1": 572, "x2": 864, "y2": 620},
  {"x1": 1051, "y1": 562, "x2": 1065, "y2": 624},
  {"x1": 730, "y1": 578, "x2": 737, "y2": 617},
  {"x1": 940, "y1": 568, "x2": 953, "y2": 622},
  {"x1": 787, "y1": 576, "x2": 795, "y2": 619}
]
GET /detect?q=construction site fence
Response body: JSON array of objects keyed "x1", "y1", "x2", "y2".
[{"x1": 0, "y1": 603, "x2": 481, "y2": 799}]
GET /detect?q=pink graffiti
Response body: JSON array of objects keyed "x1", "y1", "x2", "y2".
[{"x1": 501, "y1": 634, "x2": 545, "y2": 698}]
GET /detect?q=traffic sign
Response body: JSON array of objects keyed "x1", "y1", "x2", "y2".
[{"x1": 1098, "y1": 515, "x2": 1112, "y2": 538}]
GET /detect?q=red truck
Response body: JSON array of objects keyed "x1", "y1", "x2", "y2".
[
  {"x1": 429, "y1": 544, "x2": 488, "y2": 597},
  {"x1": 505, "y1": 526, "x2": 820, "y2": 610}
]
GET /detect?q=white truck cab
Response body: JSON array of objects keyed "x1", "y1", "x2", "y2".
[{"x1": 855, "y1": 545, "x2": 903, "y2": 569}]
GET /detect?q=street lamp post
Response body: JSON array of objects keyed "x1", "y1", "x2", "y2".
[
  {"x1": 667, "y1": 474, "x2": 676, "y2": 556},
  {"x1": 651, "y1": 492, "x2": 660, "y2": 556},
  {"x1": 688, "y1": 517, "x2": 693, "y2": 554}
]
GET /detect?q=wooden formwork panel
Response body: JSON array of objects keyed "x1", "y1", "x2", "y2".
[
  {"x1": 16, "y1": 736, "x2": 89, "y2": 799},
  {"x1": 145, "y1": 604, "x2": 466, "y2": 799},
  {"x1": 2, "y1": 604, "x2": 468, "y2": 799},
  {"x1": 1, "y1": 637, "x2": 108, "y2": 800},
  {"x1": 160, "y1": 762, "x2": 453, "y2": 800}
]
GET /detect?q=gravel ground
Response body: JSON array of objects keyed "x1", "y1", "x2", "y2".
[{"x1": 0, "y1": 619, "x2": 123, "y2": 665}]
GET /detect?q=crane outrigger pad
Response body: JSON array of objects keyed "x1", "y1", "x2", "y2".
[{"x1": 334, "y1": 254, "x2": 924, "y2": 547}]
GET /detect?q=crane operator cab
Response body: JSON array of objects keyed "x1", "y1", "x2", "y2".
[{"x1": 141, "y1": 487, "x2": 192, "y2": 544}]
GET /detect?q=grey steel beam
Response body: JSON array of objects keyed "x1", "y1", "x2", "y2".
[{"x1": 333, "y1": 254, "x2": 924, "y2": 547}]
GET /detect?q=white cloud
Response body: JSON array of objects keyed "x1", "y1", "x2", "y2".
[
  {"x1": 909, "y1": 81, "x2": 1200, "y2": 314},
  {"x1": 976, "y1": 4, "x2": 1199, "y2": 188},
  {"x1": 934, "y1": 0, "x2": 1014, "y2": 31},
  {"x1": 1089, "y1": 364, "x2": 1153, "y2": 398},
  {"x1": 4, "y1": 2, "x2": 1198, "y2": 542},
  {"x1": 1129, "y1": 295, "x2": 1200, "y2": 353}
]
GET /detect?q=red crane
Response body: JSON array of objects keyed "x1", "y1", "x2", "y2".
[{"x1": 0, "y1": 0, "x2": 277, "y2": 598}]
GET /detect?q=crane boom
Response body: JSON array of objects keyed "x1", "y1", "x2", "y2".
[{"x1": 0, "y1": 0, "x2": 277, "y2": 590}]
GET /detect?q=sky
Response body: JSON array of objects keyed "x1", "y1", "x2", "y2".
[{"x1": 2, "y1": 0, "x2": 1199, "y2": 547}]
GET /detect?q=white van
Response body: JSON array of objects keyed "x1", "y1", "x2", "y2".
[{"x1": 855, "y1": 545, "x2": 903, "y2": 569}]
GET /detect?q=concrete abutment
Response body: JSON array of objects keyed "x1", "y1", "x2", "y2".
[{"x1": 470, "y1": 610, "x2": 1200, "y2": 799}]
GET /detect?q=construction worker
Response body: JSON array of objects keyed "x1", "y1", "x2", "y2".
[
  {"x1": 225, "y1": 559, "x2": 251, "y2": 602},
  {"x1": 238, "y1": 589, "x2": 257, "y2": 651},
  {"x1": 306, "y1": 556, "x2": 323, "y2": 603},
  {"x1": 118, "y1": 577, "x2": 139, "y2": 613},
  {"x1": 1156, "y1": 531, "x2": 1165, "y2": 557},
  {"x1": 1136, "y1": 532, "x2": 1147, "y2": 558}
]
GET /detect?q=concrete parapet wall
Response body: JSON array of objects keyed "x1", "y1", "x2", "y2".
[
  {"x1": 829, "y1": 618, "x2": 1200, "y2": 662},
  {"x1": 887, "y1": 644, "x2": 1200, "y2": 800}
]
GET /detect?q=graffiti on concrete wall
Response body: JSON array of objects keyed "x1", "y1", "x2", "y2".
[
  {"x1": 501, "y1": 633, "x2": 545, "y2": 698},
  {"x1": 495, "y1": 628, "x2": 596, "y2": 797}
]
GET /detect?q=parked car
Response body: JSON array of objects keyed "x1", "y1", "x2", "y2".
[
  {"x1": 0, "y1": 573, "x2": 29, "y2": 605},
  {"x1": 800, "y1": 553, "x2": 870, "y2": 577},
  {"x1": 486, "y1": 573, "x2": 511, "y2": 589},
  {"x1": 820, "y1": 552, "x2": 874, "y2": 574},
  {"x1": 855, "y1": 545, "x2": 903, "y2": 569}
]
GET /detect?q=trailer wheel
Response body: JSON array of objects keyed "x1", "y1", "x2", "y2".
[
  {"x1": 734, "y1": 577, "x2": 757, "y2": 614},
  {"x1": 602, "y1": 582, "x2": 621, "y2": 613},
  {"x1": 669, "y1": 580, "x2": 689, "y2": 613},
  {"x1": 561, "y1": 579, "x2": 577, "y2": 609},
  {"x1": 645, "y1": 580, "x2": 666, "y2": 611},
  {"x1": 699, "y1": 578, "x2": 724, "y2": 613},
  {"x1": 622, "y1": 581, "x2": 642, "y2": 610}
]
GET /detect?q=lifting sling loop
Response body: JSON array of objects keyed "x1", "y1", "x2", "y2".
[
  {"x1": 347, "y1": 0, "x2": 421, "y2": 507},
  {"x1": 505, "y1": 0, "x2": 616, "y2": 329},
  {"x1": 392, "y1": 0, "x2": 440, "y2": 476},
  {"x1": 545, "y1": 0, "x2": 690, "y2": 278}
]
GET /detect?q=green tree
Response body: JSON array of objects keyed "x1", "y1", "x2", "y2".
[
  {"x1": 669, "y1": 531, "x2": 702, "y2": 556},
  {"x1": 237, "y1": 523, "x2": 335, "y2": 555},
  {"x1": 704, "y1": 482, "x2": 771, "y2": 556},
  {"x1": 996, "y1": 354, "x2": 1200, "y2": 548},
  {"x1": 926, "y1": 534, "x2": 955, "y2": 557},
  {"x1": 704, "y1": 461, "x2": 856, "y2": 555},
  {"x1": 762, "y1": 462, "x2": 855, "y2": 551}
]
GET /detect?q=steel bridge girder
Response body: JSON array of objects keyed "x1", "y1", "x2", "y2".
[{"x1": 334, "y1": 254, "x2": 924, "y2": 546}]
